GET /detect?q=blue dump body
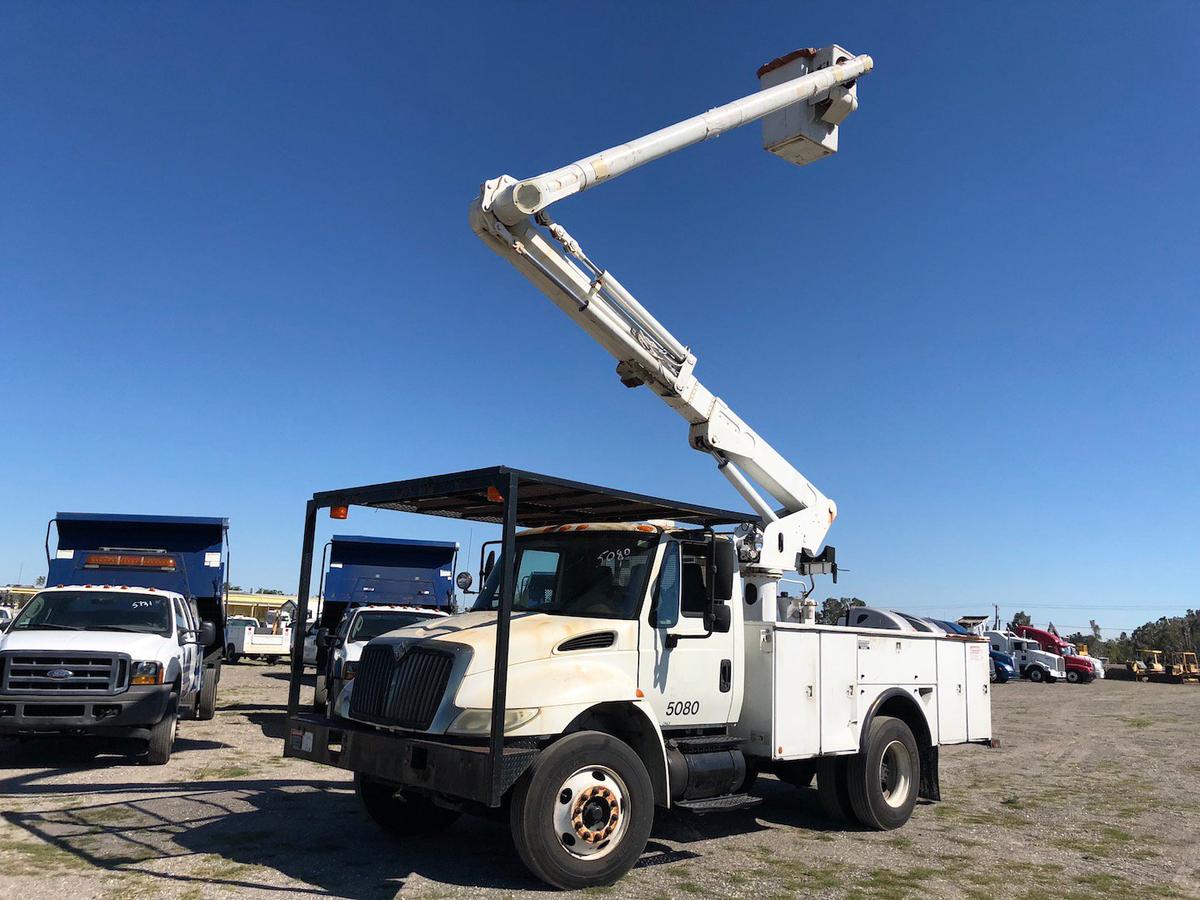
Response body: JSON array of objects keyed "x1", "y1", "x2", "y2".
[
  {"x1": 319, "y1": 535, "x2": 458, "y2": 629},
  {"x1": 47, "y1": 512, "x2": 228, "y2": 660}
]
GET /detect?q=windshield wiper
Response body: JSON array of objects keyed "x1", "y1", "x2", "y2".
[
  {"x1": 14, "y1": 623, "x2": 85, "y2": 631},
  {"x1": 87, "y1": 625, "x2": 151, "y2": 634}
]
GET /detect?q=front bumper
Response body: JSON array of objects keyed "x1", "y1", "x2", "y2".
[
  {"x1": 0, "y1": 684, "x2": 174, "y2": 738},
  {"x1": 284, "y1": 713, "x2": 539, "y2": 807}
]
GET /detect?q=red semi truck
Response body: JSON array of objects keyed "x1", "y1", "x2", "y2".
[{"x1": 1015, "y1": 625, "x2": 1097, "y2": 683}]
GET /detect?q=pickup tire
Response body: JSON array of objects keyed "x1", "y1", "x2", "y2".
[
  {"x1": 510, "y1": 731, "x2": 654, "y2": 891},
  {"x1": 196, "y1": 667, "x2": 218, "y2": 720},
  {"x1": 816, "y1": 755, "x2": 857, "y2": 824},
  {"x1": 355, "y1": 774, "x2": 459, "y2": 836},
  {"x1": 226, "y1": 644, "x2": 240, "y2": 664},
  {"x1": 846, "y1": 715, "x2": 919, "y2": 830},
  {"x1": 143, "y1": 696, "x2": 179, "y2": 766}
]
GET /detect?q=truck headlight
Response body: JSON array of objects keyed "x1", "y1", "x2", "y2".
[
  {"x1": 448, "y1": 707, "x2": 540, "y2": 736},
  {"x1": 342, "y1": 662, "x2": 358, "y2": 681},
  {"x1": 131, "y1": 661, "x2": 163, "y2": 685}
]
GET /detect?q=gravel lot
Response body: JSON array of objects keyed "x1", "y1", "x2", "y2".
[{"x1": 2, "y1": 663, "x2": 1198, "y2": 899}]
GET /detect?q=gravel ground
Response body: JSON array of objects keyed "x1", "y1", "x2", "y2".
[{"x1": 1, "y1": 663, "x2": 1198, "y2": 899}]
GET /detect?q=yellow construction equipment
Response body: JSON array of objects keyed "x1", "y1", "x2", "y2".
[{"x1": 1165, "y1": 651, "x2": 1199, "y2": 684}]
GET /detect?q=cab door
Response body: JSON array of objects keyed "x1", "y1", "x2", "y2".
[
  {"x1": 638, "y1": 538, "x2": 736, "y2": 728},
  {"x1": 173, "y1": 596, "x2": 199, "y2": 695}
]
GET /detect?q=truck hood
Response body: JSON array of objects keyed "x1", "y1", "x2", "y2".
[
  {"x1": 0, "y1": 629, "x2": 171, "y2": 660},
  {"x1": 386, "y1": 610, "x2": 627, "y2": 671}
]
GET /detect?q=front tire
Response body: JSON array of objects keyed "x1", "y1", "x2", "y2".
[
  {"x1": 143, "y1": 696, "x2": 179, "y2": 766},
  {"x1": 1066, "y1": 670, "x2": 1080, "y2": 684},
  {"x1": 355, "y1": 774, "x2": 460, "y2": 836},
  {"x1": 1028, "y1": 667, "x2": 1045, "y2": 683},
  {"x1": 846, "y1": 716, "x2": 920, "y2": 830},
  {"x1": 510, "y1": 731, "x2": 654, "y2": 890},
  {"x1": 313, "y1": 675, "x2": 328, "y2": 714}
]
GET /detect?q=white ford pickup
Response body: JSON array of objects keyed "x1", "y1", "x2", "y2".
[{"x1": 0, "y1": 585, "x2": 214, "y2": 764}]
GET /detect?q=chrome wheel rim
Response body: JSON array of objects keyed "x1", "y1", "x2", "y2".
[
  {"x1": 879, "y1": 740, "x2": 913, "y2": 809},
  {"x1": 553, "y1": 765, "x2": 629, "y2": 860}
]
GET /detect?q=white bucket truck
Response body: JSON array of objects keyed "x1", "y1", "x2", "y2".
[{"x1": 285, "y1": 45, "x2": 994, "y2": 890}]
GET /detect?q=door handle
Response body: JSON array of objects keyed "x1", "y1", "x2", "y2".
[{"x1": 719, "y1": 659, "x2": 732, "y2": 693}]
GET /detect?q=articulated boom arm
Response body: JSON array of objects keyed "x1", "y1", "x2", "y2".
[{"x1": 470, "y1": 50, "x2": 872, "y2": 575}]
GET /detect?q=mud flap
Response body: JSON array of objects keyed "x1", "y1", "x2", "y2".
[{"x1": 918, "y1": 744, "x2": 941, "y2": 801}]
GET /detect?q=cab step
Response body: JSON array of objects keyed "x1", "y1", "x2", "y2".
[
  {"x1": 669, "y1": 734, "x2": 742, "y2": 754},
  {"x1": 672, "y1": 793, "x2": 762, "y2": 815}
]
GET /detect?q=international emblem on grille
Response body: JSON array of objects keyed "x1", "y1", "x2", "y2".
[{"x1": 47, "y1": 668, "x2": 74, "y2": 679}]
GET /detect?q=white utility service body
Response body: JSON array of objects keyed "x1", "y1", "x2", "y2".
[
  {"x1": 0, "y1": 585, "x2": 211, "y2": 763},
  {"x1": 226, "y1": 618, "x2": 291, "y2": 663}
]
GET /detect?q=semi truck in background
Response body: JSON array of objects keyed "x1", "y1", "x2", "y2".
[
  {"x1": 0, "y1": 513, "x2": 228, "y2": 763},
  {"x1": 1015, "y1": 624, "x2": 1100, "y2": 682},
  {"x1": 986, "y1": 630, "x2": 1066, "y2": 683},
  {"x1": 309, "y1": 535, "x2": 459, "y2": 711}
]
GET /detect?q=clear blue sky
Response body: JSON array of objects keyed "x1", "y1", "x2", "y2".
[{"x1": 2, "y1": 3, "x2": 1196, "y2": 635}]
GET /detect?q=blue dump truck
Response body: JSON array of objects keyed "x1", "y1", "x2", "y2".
[
  {"x1": 0, "y1": 513, "x2": 228, "y2": 762},
  {"x1": 310, "y1": 535, "x2": 458, "y2": 712}
]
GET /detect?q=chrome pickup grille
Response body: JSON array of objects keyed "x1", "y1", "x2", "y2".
[
  {"x1": 350, "y1": 644, "x2": 453, "y2": 731},
  {"x1": 0, "y1": 653, "x2": 128, "y2": 694}
]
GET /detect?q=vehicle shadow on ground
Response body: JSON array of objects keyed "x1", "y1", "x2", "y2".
[
  {"x1": 0, "y1": 771, "x2": 857, "y2": 895},
  {"x1": 0, "y1": 737, "x2": 232, "y2": 771},
  {"x1": 218, "y1": 702, "x2": 290, "y2": 740}
]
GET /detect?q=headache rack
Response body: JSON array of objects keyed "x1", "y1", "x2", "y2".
[{"x1": 283, "y1": 465, "x2": 754, "y2": 806}]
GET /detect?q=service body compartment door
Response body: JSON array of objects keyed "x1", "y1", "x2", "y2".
[
  {"x1": 819, "y1": 631, "x2": 859, "y2": 753},
  {"x1": 857, "y1": 634, "x2": 938, "y2": 685},
  {"x1": 936, "y1": 640, "x2": 968, "y2": 744},
  {"x1": 965, "y1": 641, "x2": 992, "y2": 741},
  {"x1": 773, "y1": 630, "x2": 820, "y2": 758}
]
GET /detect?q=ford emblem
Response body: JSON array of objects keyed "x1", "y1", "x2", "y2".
[{"x1": 47, "y1": 668, "x2": 73, "y2": 680}]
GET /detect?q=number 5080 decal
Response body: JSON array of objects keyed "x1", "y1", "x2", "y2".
[{"x1": 665, "y1": 700, "x2": 700, "y2": 716}]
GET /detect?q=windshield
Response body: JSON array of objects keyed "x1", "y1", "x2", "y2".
[
  {"x1": 470, "y1": 532, "x2": 658, "y2": 620},
  {"x1": 348, "y1": 610, "x2": 441, "y2": 643},
  {"x1": 11, "y1": 590, "x2": 173, "y2": 636}
]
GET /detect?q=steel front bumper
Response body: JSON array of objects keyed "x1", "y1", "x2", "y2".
[
  {"x1": 0, "y1": 684, "x2": 174, "y2": 738},
  {"x1": 284, "y1": 713, "x2": 539, "y2": 807}
]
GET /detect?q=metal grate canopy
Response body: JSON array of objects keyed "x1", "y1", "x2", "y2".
[{"x1": 311, "y1": 466, "x2": 757, "y2": 529}]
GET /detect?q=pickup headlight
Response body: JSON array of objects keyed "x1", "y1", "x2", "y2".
[
  {"x1": 131, "y1": 661, "x2": 163, "y2": 685},
  {"x1": 342, "y1": 662, "x2": 358, "y2": 681},
  {"x1": 448, "y1": 707, "x2": 540, "y2": 736}
]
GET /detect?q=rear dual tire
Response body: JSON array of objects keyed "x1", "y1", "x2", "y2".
[{"x1": 818, "y1": 716, "x2": 920, "y2": 831}]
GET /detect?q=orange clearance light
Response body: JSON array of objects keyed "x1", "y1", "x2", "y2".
[
  {"x1": 330, "y1": 505, "x2": 349, "y2": 520},
  {"x1": 636, "y1": 524, "x2": 655, "y2": 533},
  {"x1": 486, "y1": 486, "x2": 504, "y2": 503},
  {"x1": 84, "y1": 553, "x2": 175, "y2": 570}
]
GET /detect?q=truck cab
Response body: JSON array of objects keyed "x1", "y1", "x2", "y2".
[
  {"x1": 0, "y1": 584, "x2": 215, "y2": 763},
  {"x1": 1014, "y1": 625, "x2": 1097, "y2": 683}
]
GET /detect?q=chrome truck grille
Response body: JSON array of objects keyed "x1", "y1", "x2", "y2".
[
  {"x1": 350, "y1": 644, "x2": 453, "y2": 731},
  {"x1": 0, "y1": 652, "x2": 128, "y2": 694}
]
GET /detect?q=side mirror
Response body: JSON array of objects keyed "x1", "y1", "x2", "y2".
[
  {"x1": 482, "y1": 550, "x2": 496, "y2": 581},
  {"x1": 706, "y1": 602, "x2": 732, "y2": 634},
  {"x1": 456, "y1": 571, "x2": 474, "y2": 592},
  {"x1": 315, "y1": 627, "x2": 330, "y2": 649},
  {"x1": 712, "y1": 539, "x2": 736, "y2": 602},
  {"x1": 198, "y1": 621, "x2": 217, "y2": 647}
]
